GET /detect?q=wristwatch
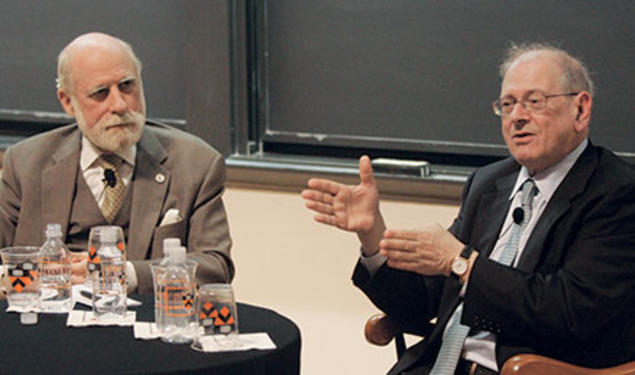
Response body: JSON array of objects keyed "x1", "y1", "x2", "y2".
[{"x1": 451, "y1": 245, "x2": 473, "y2": 277}]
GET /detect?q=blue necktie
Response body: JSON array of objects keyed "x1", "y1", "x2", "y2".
[
  {"x1": 497, "y1": 180, "x2": 537, "y2": 266},
  {"x1": 429, "y1": 179, "x2": 537, "y2": 375}
]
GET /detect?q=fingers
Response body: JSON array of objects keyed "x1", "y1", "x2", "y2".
[
  {"x1": 70, "y1": 251, "x2": 88, "y2": 263},
  {"x1": 313, "y1": 213, "x2": 340, "y2": 227},
  {"x1": 70, "y1": 256, "x2": 88, "y2": 285},
  {"x1": 379, "y1": 237, "x2": 421, "y2": 266},
  {"x1": 383, "y1": 229, "x2": 426, "y2": 241},
  {"x1": 301, "y1": 188, "x2": 334, "y2": 206},
  {"x1": 385, "y1": 259, "x2": 419, "y2": 273},
  {"x1": 359, "y1": 155, "x2": 376, "y2": 186},
  {"x1": 303, "y1": 179, "x2": 340, "y2": 217},
  {"x1": 380, "y1": 237, "x2": 416, "y2": 252},
  {"x1": 303, "y1": 179, "x2": 342, "y2": 226},
  {"x1": 307, "y1": 178, "x2": 341, "y2": 196},
  {"x1": 304, "y1": 199, "x2": 334, "y2": 216},
  {"x1": 71, "y1": 274, "x2": 87, "y2": 285},
  {"x1": 379, "y1": 229, "x2": 433, "y2": 261}
]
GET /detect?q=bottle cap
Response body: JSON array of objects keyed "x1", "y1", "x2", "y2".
[
  {"x1": 20, "y1": 312, "x2": 38, "y2": 325},
  {"x1": 172, "y1": 246, "x2": 186, "y2": 263},
  {"x1": 46, "y1": 223, "x2": 62, "y2": 238},
  {"x1": 163, "y1": 238, "x2": 181, "y2": 256}
]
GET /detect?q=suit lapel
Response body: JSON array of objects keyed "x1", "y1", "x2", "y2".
[
  {"x1": 127, "y1": 128, "x2": 170, "y2": 260},
  {"x1": 42, "y1": 130, "x2": 81, "y2": 243},
  {"x1": 474, "y1": 172, "x2": 517, "y2": 257},
  {"x1": 516, "y1": 144, "x2": 598, "y2": 272}
]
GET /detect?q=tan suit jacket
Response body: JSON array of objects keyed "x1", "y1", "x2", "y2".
[{"x1": 0, "y1": 121, "x2": 234, "y2": 294}]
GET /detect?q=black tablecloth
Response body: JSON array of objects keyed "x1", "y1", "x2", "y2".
[{"x1": 0, "y1": 296, "x2": 301, "y2": 374}]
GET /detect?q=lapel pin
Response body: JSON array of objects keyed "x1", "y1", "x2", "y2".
[{"x1": 155, "y1": 173, "x2": 166, "y2": 183}]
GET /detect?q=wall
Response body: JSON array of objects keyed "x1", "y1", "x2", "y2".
[{"x1": 224, "y1": 186, "x2": 459, "y2": 374}]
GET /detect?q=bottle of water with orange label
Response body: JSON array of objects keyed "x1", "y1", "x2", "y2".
[
  {"x1": 38, "y1": 223, "x2": 72, "y2": 312},
  {"x1": 152, "y1": 238, "x2": 181, "y2": 333},
  {"x1": 158, "y1": 246, "x2": 197, "y2": 343}
]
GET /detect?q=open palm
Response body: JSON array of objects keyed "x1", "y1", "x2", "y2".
[{"x1": 302, "y1": 155, "x2": 380, "y2": 234}]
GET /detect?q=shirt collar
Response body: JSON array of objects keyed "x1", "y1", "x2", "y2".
[
  {"x1": 509, "y1": 138, "x2": 588, "y2": 202},
  {"x1": 80, "y1": 136, "x2": 137, "y2": 171}
]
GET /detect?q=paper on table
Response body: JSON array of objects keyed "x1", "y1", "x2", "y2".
[
  {"x1": 72, "y1": 283, "x2": 142, "y2": 307},
  {"x1": 66, "y1": 310, "x2": 136, "y2": 327},
  {"x1": 134, "y1": 323, "x2": 203, "y2": 340},
  {"x1": 6, "y1": 305, "x2": 44, "y2": 313},
  {"x1": 6, "y1": 289, "x2": 76, "y2": 313},
  {"x1": 198, "y1": 333, "x2": 277, "y2": 352},
  {"x1": 133, "y1": 322, "x2": 162, "y2": 340}
]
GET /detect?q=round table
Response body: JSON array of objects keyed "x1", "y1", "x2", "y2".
[{"x1": 0, "y1": 295, "x2": 301, "y2": 374}]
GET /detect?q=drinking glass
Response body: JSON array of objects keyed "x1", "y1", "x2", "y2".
[
  {"x1": 1, "y1": 246, "x2": 41, "y2": 309},
  {"x1": 191, "y1": 283, "x2": 240, "y2": 351},
  {"x1": 88, "y1": 226, "x2": 127, "y2": 320}
]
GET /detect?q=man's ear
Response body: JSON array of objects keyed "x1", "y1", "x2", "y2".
[
  {"x1": 57, "y1": 89, "x2": 76, "y2": 118},
  {"x1": 573, "y1": 92, "x2": 592, "y2": 132}
]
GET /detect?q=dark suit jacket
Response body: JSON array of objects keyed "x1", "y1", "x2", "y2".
[
  {"x1": 0, "y1": 121, "x2": 234, "y2": 294},
  {"x1": 353, "y1": 142, "x2": 635, "y2": 374}
]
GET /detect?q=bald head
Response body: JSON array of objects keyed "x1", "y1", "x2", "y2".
[
  {"x1": 499, "y1": 43, "x2": 594, "y2": 97},
  {"x1": 57, "y1": 32, "x2": 142, "y2": 95}
]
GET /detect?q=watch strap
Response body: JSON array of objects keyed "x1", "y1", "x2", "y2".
[{"x1": 460, "y1": 245, "x2": 473, "y2": 259}]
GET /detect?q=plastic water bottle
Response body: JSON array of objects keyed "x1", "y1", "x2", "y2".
[
  {"x1": 158, "y1": 246, "x2": 196, "y2": 343},
  {"x1": 38, "y1": 223, "x2": 72, "y2": 312},
  {"x1": 154, "y1": 238, "x2": 181, "y2": 331},
  {"x1": 92, "y1": 227, "x2": 127, "y2": 320}
]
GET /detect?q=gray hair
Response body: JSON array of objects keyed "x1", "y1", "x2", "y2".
[
  {"x1": 499, "y1": 42, "x2": 594, "y2": 97},
  {"x1": 56, "y1": 35, "x2": 143, "y2": 94}
]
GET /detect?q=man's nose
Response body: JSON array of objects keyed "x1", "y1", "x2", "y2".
[
  {"x1": 108, "y1": 87, "x2": 128, "y2": 114},
  {"x1": 509, "y1": 101, "x2": 530, "y2": 125}
]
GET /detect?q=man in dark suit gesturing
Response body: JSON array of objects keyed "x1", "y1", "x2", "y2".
[
  {"x1": 302, "y1": 43, "x2": 635, "y2": 374},
  {"x1": 0, "y1": 32, "x2": 234, "y2": 294}
]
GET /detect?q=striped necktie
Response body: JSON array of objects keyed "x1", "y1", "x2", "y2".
[
  {"x1": 100, "y1": 154, "x2": 128, "y2": 223},
  {"x1": 429, "y1": 179, "x2": 537, "y2": 375}
]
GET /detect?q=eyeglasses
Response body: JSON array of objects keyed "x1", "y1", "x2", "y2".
[{"x1": 492, "y1": 90, "x2": 579, "y2": 116}]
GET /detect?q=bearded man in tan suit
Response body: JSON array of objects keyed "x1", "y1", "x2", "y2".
[{"x1": 0, "y1": 32, "x2": 234, "y2": 294}]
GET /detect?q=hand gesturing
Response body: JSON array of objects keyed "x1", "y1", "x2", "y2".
[{"x1": 301, "y1": 155, "x2": 381, "y2": 234}]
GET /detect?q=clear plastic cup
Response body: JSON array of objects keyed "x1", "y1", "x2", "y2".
[
  {"x1": 1, "y1": 246, "x2": 41, "y2": 310},
  {"x1": 191, "y1": 283, "x2": 240, "y2": 351}
]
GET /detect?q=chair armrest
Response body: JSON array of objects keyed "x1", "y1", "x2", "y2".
[
  {"x1": 501, "y1": 354, "x2": 635, "y2": 375},
  {"x1": 365, "y1": 313, "x2": 401, "y2": 346}
]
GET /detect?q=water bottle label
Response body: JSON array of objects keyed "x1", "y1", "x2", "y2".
[
  {"x1": 182, "y1": 293, "x2": 195, "y2": 310},
  {"x1": 162, "y1": 282, "x2": 194, "y2": 317}
]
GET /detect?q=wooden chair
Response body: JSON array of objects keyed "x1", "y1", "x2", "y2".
[{"x1": 365, "y1": 313, "x2": 635, "y2": 375}]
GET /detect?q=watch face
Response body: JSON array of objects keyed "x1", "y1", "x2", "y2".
[{"x1": 452, "y1": 257, "x2": 468, "y2": 276}]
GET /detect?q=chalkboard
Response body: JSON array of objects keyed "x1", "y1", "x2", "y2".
[
  {"x1": 0, "y1": 0, "x2": 185, "y2": 122},
  {"x1": 258, "y1": 1, "x2": 635, "y2": 162}
]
